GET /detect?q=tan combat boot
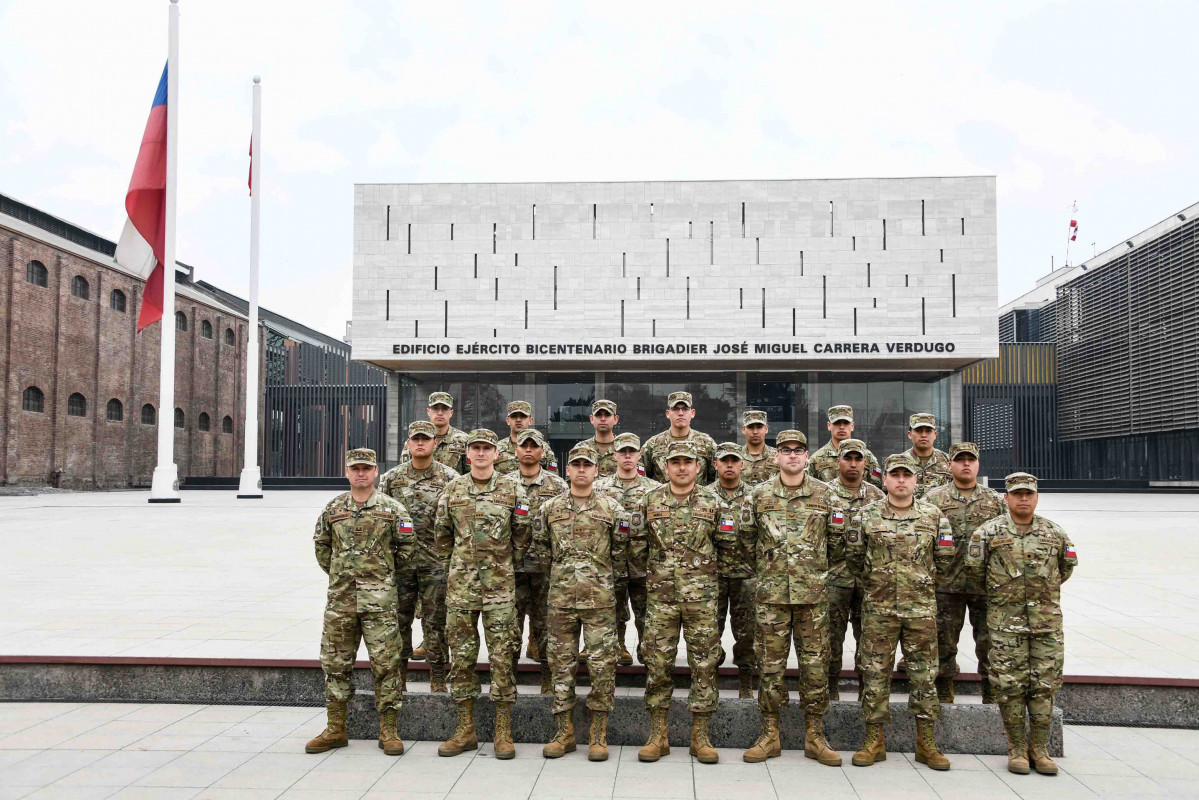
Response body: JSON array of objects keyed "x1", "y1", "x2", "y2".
[
  {"x1": 305, "y1": 701, "x2": 349, "y2": 753},
  {"x1": 411, "y1": 642, "x2": 427, "y2": 660},
  {"x1": 851, "y1": 723, "x2": 886, "y2": 766},
  {"x1": 689, "y1": 713, "x2": 719, "y2": 764},
  {"x1": 494, "y1": 702, "x2": 516, "y2": 760},
  {"x1": 1028, "y1": 698, "x2": 1058, "y2": 775},
  {"x1": 999, "y1": 701, "x2": 1030, "y2": 774},
  {"x1": 437, "y1": 699, "x2": 478, "y2": 757},
  {"x1": 588, "y1": 711, "x2": 609, "y2": 761},
  {"x1": 738, "y1": 671, "x2": 754, "y2": 699},
  {"x1": 618, "y1": 640, "x2": 633, "y2": 667},
  {"x1": 378, "y1": 707, "x2": 405, "y2": 756},
  {"x1": 637, "y1": 708, "x2": 670, "y2": 762},
  {"x1": 430, "y1": 663, "x2": 448, "y2": 694},
  {"x1": 542, "y1": 711, "x2": 575, "y2": 758},
  {"x1": 914, "y1": 718, "x2": 951, "y2": 770},
  {"x1": 805, "y1": 715, "x2": 842, "y2": 766},
  {"x1": 743, "y1": 713, "x2": 781, "y2": 763},
  {"x1": 539, "y1": 664, "x2": 552, "y2": 695},
  {"x1": 936, "y1": 676, "x2": 955, "y2": 703}
]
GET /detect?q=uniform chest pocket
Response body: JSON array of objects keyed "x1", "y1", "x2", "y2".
[
  {"x1": 328, "y1": 511, "x2": 353, "y2": 550},
  {"x1": 988, "y1": 537, "x2": 1023, "y2": 581},
  {"x1": 647, "y1": 506, "x2": 671, "y2": 521}
]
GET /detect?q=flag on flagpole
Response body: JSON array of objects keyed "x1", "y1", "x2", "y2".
[{"x1": 115, "y1": 64, "x2": 169, "y2": 332}]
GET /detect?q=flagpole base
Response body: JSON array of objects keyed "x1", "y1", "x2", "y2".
[
  {"x1": 149, "y1": 464, "x2": 181, "y2": 503},
  {"x1": 237, "y1": 466, "x2": 263, "y2": 499}
]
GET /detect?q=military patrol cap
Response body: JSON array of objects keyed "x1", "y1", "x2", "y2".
[
  {"x1": 515, "y1": 428, "x2": 545, "y2": 447},
  {"x1": 742, "y1": 410, "x2": 768, "y2": 427},
  {"x1": 774, "y1": 429, "x2": 808, "y2": 447},
  {"x1": 613, "y1": 432, "x2": 641, "y2": 451},
  {"x1": 667, "y1": 391, "x2": 693, "y2": 408},
  {"x1": 407, "y1": 420, "x2": 436, "y2": 439},
  {"x1": 909, "y1": 412, "x2": 937, "y2": 430},
  {"x1": 949, "y1": 442, "x2": 980, "y2": 460},
  {"x1": 591, "y1": 399, "x2": 617, "y2": 415},
  {"x1": 664, "y1": 439, "x2": 698, "y2": 460},
  {"x1": 427, "y1": 391, "x2": 454, "y2": 408},
  {"x1": 506, "y1": 400, "x2": 532, "y2": 417},
  {"x1": 466, "y1": 428, "x2": 498, "y2": 447},
  {"x1": 345, "y1": 447, "x2": 377, "y2": 467},
  {"x1": 714, "y1": 442, "x2": 744, "y2": 460},
  {"x1": 885, "y1": 453, "x2": 919, "y2": 474},
  {"x1": 837, "y1": 438, "x2": 867, "y2": 457},
  {"x1": 567, "y1": 444, "x2": 599, "y2": 465},
  {"x1": 1005, "y1": 472, "x2": 1038, "y2": 492},
  {"x1": 828, "y1": 405, "x2": 854, "y2": 423}
]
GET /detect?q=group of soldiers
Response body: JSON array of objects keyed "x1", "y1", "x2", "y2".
[{"x1": 307, "y1": 389, "x2": 1077, "y2": 776}]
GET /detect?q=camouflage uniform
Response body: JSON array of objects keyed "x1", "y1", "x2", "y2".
[
  {"x1": 314, "y1": 483, "x2": 415, "y2": 712},
  {"x1": 495, "y1": 437, "x2": 559, "y2": 476},
  {"x1": 707, "y1": 474, "x2": 757, "y2": 675},
  {"x1": 847, "y1": 474, "x2": 955, "y2": 723},
  {"x1": 741, "y1": 445, "x2": 779, "y2": 486},
  {"x1": 433, "y1": 435, "x2": 532, "y2": 706},
  {"x1": 826, "y1": 471, "x2": 884, "y2": 686},
  {"x1": 638, "y1": 444, "x2": 737, "y2": 713},
  {"x1": 903, "y1": 447, "x2": 952, "y2": 499},
  {"x1": 576, "y1": 436, "x2": 618, "y2": 477},
  {"x1": 641, "y1": 393, "x2": 717, "y2": 485},
  {"x1": 402, "y1": 425, "x2": 469, "y2": 474},
  {"x1": 513, "y1": 457, "x2": 568, "y2": 669},
  {"x1": 807, "y1": 406, "x2": 883, "y2": 488}
]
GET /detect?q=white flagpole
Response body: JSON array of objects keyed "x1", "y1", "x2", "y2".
[
  {"x1": 150, "y1": 0, "x2": 181, "y2": 503},
  {"x1": 238, "y1": 75, "x2": 263, "y2": 499}
]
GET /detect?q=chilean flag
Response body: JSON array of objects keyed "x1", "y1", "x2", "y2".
[{"x1": 114, "y1": 64, "x2": 169, "y2": 331}]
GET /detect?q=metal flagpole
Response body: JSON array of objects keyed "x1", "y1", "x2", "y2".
[
  {"x1": 238, "y1": 75, "x2": 264, "y2": 498},
  {"x1": 149, "y1": 0, "x2": 181, "y2": 503}
]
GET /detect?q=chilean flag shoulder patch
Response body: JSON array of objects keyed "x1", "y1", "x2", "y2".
[
  {"x1": 872, "y1": 465, "x2": 882, "y2": 477},
  {"x1": 399, "y1": 519, "x2": 414, "y2": 533},
  {"x1": 938, "y1": 532, "x2": 954, "y2": 547},
  {"x1": 618, "y1": 520, "x2": 630, "y2": 533},
  {"x1": 514, "y1": 502, "x2": 530, "y2": 516},
  {"x1": 831, "y1": 510, "x2": 845, "y2": 525},
  {"x1": 637, "y1": 465, "x2": 646, "y2": 476},
  {"x1": 719, "y1": 517, "x2": 735, "y2": 532},
  {"x1": 548, "y1": 461, "x2": 559, "y2": 473},
  {"x1": 1065, "y1": 544, "x2": 1077, "y2": 558}
]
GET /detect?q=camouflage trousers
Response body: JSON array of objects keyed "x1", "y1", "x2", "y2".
[
  {"x1": 936, "y1": 591, "x2": 990, "y2": 685},
  {"x1": 756, "y1": 602, "x2": 829, "y2": 716},
  {"x1": 643, "y1": 597, "x2": 720, "y2": 713},
  {"x1": 320, "y1": 605, "x2": 401, "y2": 712},
  {"x1": 827, "y1": 584, "x2": 863, "y2": 682},
  {"x1": 616, "y1": 576, "x2": 647, "y2": 657},
  {"x1": 860, "y1": 612, "x2": 940, "y2": 723},
  {"x1": 515, "y1": 571, "x2": 549, "y2": 663},
  {"x1": 547, "y1": 604, "x2": 618, "y2": 714},
  {"x1": 445, "y1": 604, "x2": 518, "y2": 705},
  {"x1": 989, "y1": 627, "x2": 1064, "y2": 703},
  {"x1": 397, "y1": 569, "x2": 448, "y2": 670},
  {"x1": 716, "y1": 575, "x2": 756, "y2": 672}
]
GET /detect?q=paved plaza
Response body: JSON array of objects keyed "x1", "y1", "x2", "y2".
[{"x1": 1, "y1": 490, "x2": 1198, "y2": 677}]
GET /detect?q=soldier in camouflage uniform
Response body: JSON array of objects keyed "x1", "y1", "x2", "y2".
[
  {"x1": 740, "y1": 410, "x2": 779, "y2": 486},
  {"x1": 825, "y1": 439, "x2": 884, "y2": 701},
  {"x1": 741, "y1": 430, "x2": 845, "y2": 767},
  {"x1": 380, "y1": 421, "x2": 460, "y2": 695},
  {"x1": 401, "y1": 392, "x2": 469, "y2": 473},
  {"x1": 597, "y1": 432, "x2": 659, "y2": 666},
  {"x1": 495, "y1": 401, "x2": 559, "y2": 477},
  {"x1": 640, "y1": 391, "x2": 717, "y2": 485},
  {"x1": 306, "y1": 448, "x2": 415, "y2": 757},
  {"x1": 510, "y1": 429, "x2": 568, "y2": 691},
  {"x1": 848, "y1": 453, "x2": 955, "y2": 771},
  {"x1": 432, "y1": 429, "x2": 532, "y2": 760},
  {"x1": 636, "y1": 440, "x2": 737, "y2": 765},
  {"x1": 965, "y1": 473, "x2": 1077, "y2": 776},
  {"x1": 533, "y1": 444, "x2": 629, "y2": 762},
  {"x1": 808, "y1": 406, "x2": 883, "y2": 488},
  {"x1": 925, "y1": 442, "x2": 1005, "y2": 704},
  {"x1": 706, "y1": 442, "x2": 758, "y2": 698},
  {"x1": 576, "y1": 399, "x2": 620, "y2": 477},
  {"x1": 903, "y1": 413, "x2": 952, "y2": 499}
]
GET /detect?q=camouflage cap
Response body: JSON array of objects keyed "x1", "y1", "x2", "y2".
[
  {"x1": 664, "y1": 439, "x2": 698, "y2": 460},
  {"x1": 949, "y1": 442, "x2": 980, "y2": 460},
  {"x1": 1005, "y1": 472, "x2": 1038, "y2": 492},
  {"x1": 427, "y1": 391, "x2": 454, "y2": 408},
  {"x1": 515, "y1": 428, "x2": 545, "y2": 447},
  {"x1": 345, "y1": 447, "x2": 377, "y2": 467},
  {"x1": 741, "y1": 410, "x2": 768, "y2": 427},
  {"x1": 466, "y1": 428, "x2": 498, "y2": 447},
  {"x1": 837, "y1": 438, "x2": 867, "y2": 457},
  {"x1": 714, "y1": 442, "x2": 744, "y2": 460},
  {"x1": 407, "y1": 420, "x2": 436, "y2": 439},
  {"x1": 613, "y1": 432, "x2": 641, "y2": 451},
  {"x1": 567, "y1": 444, "x2": 599, "y2": 465},
  {"x1": 667, "y1": 391, "x2": 693, "y2": 408},
  {"x1": 909, "y1": 412, "x2": 937, "y2": 430},
  {"x1": 885, "y1": 452, "x2": 919, "y2": 474},
  {"x1": 774, "y1": 429, "x2": 808, "y2": 447},
  {"x1": 590, "y1": 399, "x2": 617, "y2": 415},
  {"x1": 506, "y1": 400, "x2": 532, "y2": 417},
  {"x1": 828, "y1": 405, "x2": 854, "y2": 423}
]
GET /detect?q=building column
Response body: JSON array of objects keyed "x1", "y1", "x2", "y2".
[
  {"x1": 949, "y1": 370, "x2": 964, "y2": 444},
  {"x1": 385, "y1": 369, "x2": 401, "y2": 466}
]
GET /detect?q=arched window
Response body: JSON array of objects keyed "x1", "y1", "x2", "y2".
[
  {"x1": 106, "y1": 399, "x2": 123, "y2": 422},
  {"x1": 222, "y1": 415, "x2": 234, "y2": 434},
  {"x1": 23, "y1": 386, "x2": 45, "y2": 413},
  {"x1": 224, "y1": 327, "x2": 235, "y2": 346},
  {"x1": 67, "y1": 393, "x2": 87, "y2": 417},
  {"x1": 26, "y1": 261, "x2": 48, "y2": 287},
  {"x1": 141, "y1": 404, "x2": 156, "y2": 425},
  {"x1": 197, "y1": 412, "x2": 211, "y2": 431},
  {"x1": 71, "y1": 275, "x2": 90, "y2": 300},
  {"x1": 110, "y1": 289, "x2": 126, "y2": 312},
  {"x1": 175, "y1": 311, "x2": 187, "y2": 331},
  {"x1": 174, "y1": 408, "x2": 185, "y2": 429}
]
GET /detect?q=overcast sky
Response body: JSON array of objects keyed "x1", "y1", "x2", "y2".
[{"x1": 2, "y1": 1, "x2": 1194, "y2": 339}]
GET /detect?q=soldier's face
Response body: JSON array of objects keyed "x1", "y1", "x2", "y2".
[
  {"x1": 517, "y1": 441, "x2": 543, "y2": 466},
  {"x1": 407, "y1": 434, "x2": 434, "y2": 458},
  {"x1": 839, "y1": 453, "x2": 865, "y2": 482},
  {"x1": 1007, "y1": 488, "x2": 1038, "y2": 518},
  {"x1": 666, "y1": 404, "x2": 695, "y2": 428},
  {"x1": 743, "y1": 423, "x2": 767, "y2": 446},
  {"x1": 908, "y1": 426, "x2": 936, "y2": 453},
  {"x1": 715, "y1": 456, "x2": 743, "y2": 482},
  {"x1": 827, "y1": 420, "x2": 854, "y2": 441},
  {"x1": 345, "y1": 463, "x2": 377, "y2": 489},
  {"x1": 666, "y1": 456, "x2": 698, "y2": 487},
  {"x1": 468, "y1": 443, "x2": 496, "y2": 470},
  {"x1": 507, "y1": 413, "x2": 532, "y2": 434},
  {"x1": 567, "y1": 459, "x2": 598, "y2": 489},
  {"x1": 775, "y1": 444, "x2": 809, "y2": 475},
  {"x1": 590, "y1": 409, "x2": 617, "y2": 433},
  {"x1": 427, "y1": 404, "x2": 453, "y2": 430},
  {"x1": 951, "y1": 454, "x2": 978, "y2": 484},
  {"x1": 615, "y1": 448, "x2": 640, "y2": 472},
  {"x1": 884, "y1": 468, "x2": 915, "y2": 500}
]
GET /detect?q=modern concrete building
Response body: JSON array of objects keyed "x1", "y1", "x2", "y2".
[{"x1": 353, "y1": 178, "x2": 999, "y2": 466}]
